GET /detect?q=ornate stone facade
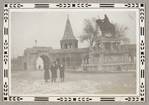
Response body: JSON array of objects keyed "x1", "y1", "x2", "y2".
[
  {"x1": 11, "y1": 17, "x2": 136, "y2": 71},
  {"x1": 84, "y1": 37, "x2": 136, "y2": 72}
]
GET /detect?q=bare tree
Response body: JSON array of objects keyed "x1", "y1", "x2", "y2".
[
  {"x1": 79, "y1": 18, "x2": 100, "y2": 47},
  {"x1": 114, "y1": 23, "x2": 130, "y2": 44},
  {"x1": 80, "y1": 18, "x2": 130, "y2": 47}
]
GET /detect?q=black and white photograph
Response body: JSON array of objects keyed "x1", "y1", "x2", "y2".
[{"x1": 3, "y1": 3, "x2": 145, "y2": 102}]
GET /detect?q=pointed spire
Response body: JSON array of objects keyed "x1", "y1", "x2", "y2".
[{"x1": 62, "y1": 15, "x2": 76, "y2": 40}]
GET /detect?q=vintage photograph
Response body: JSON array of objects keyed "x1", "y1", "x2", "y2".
[{"x1": 10, "y1": 9, "x2": 138, "y2": 96}]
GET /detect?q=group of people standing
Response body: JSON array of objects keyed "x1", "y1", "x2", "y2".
[{"x1": 44, "y1": 61, "x2": 65, "y2": 83}]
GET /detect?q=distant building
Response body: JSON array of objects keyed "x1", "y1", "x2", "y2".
[{"x1": 11, "y1": 16, "x2": 136, "y2": 71}]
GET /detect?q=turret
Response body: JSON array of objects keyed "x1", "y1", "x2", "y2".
[{"x1": 60, "y1": 15, "x2": 78, "y2": 49}]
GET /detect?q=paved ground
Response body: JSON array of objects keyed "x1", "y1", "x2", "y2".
[{"x1": 11, "y1": 70, "x2": 136, "y2": 95}]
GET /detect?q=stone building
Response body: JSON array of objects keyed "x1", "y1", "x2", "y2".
[{"x1": 11, "y1": 16, "x2": 136, "y2": 71}]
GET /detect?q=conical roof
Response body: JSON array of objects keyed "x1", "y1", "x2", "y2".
[{"x1": 62, "y1": 15, "x2": 77, "y2": 40}]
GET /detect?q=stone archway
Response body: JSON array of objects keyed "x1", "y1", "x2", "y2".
[
  {"x1": 36, "y1": 55, "x2": 50, "y2": 70},
  {"x1": 82, "y1": 53, "x2": 89, "y2": 64}
]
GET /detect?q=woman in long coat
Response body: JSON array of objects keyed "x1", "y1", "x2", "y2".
[
  {"x1": 44, "y1": 63, "x2": 50, "y2": 83},
  {"x1": 59, "y1": 63, "x2": 65, "y2": 82}
]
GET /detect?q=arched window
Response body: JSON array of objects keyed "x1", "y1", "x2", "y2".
[
  {"x1": 69, "y1": 43, "x2": 72, "y2": 49},
  {"x1": 65, "y1": 43, "x2": 67, "y2": 49}
]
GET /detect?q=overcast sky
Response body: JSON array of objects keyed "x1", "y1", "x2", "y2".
[{"x1": 10, "y1": 9, "x2": 138, "y2": 58}]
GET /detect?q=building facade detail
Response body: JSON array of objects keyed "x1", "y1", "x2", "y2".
[{"x1": 11, "y1": 16, "x2": 136, "y2": 72}]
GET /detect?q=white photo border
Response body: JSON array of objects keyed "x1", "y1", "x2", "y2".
[{"x1": 3, "y1": 3, "x2": 145, "y2": 102}]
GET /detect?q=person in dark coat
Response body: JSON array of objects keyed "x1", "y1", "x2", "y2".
[
  {"x1": 51, "y1": 61, "x2": 58, "y2": 82},
  {"x1": 44, "y1": 63, "x2": 50, "y2": 83},
  {"x1": 59, "y1": 63, "x2": 65, "y2": 82}
]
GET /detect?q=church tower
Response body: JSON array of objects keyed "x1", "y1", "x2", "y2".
[{"x1": 60, "y1": 15, "x2": 78, "y2": 49}]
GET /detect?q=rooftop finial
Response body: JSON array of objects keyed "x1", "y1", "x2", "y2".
[{"x1": 67, "y1": 15, "x2": 69, "y2": 19}]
